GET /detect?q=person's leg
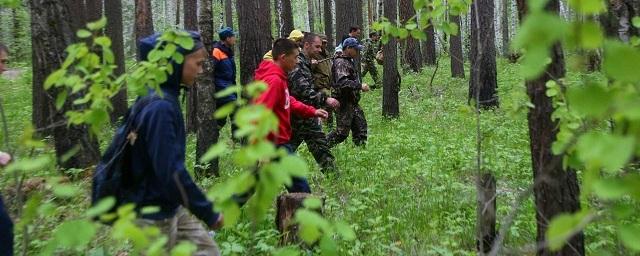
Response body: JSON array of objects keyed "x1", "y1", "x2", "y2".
[
  {"x1": 302, "y1": 119, "x2": 336, "y2": 173},
  {"x1": 327, "y1": 103, "x2": 354, "y2": 148},
  {"x1": 278, "y1": 144, "x2": 312, "y2": 193},
  {"x1": 351, "y1": 104, "x2": 368, "y2": 147},
  {"x1": 136, "y1": 214, "x2": 179, "y2": 251},
  {"x1": 370, "y1": 65, "x2": 380, "y2": 89},
  {"x1": 0, "y1": 196, "x2": 13, "y2": 256},
  {"x1": 175, "y1": 208, "x2": 220, "y2": 256},
  {"x1": 289, "y1": 121, "x2": 305, "y2": 152}
]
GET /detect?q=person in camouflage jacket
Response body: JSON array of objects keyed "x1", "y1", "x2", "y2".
[
  {"x1": 311, "y1": 35, "x2": 334, "y2": 130},
  {"x1": 327, "y1": 38, "x2": 370, "y2": 147},
  {"x1": 361, "y1": 32, "x2": 381, "y2": 89},
  {"x1": 288, "y1": 33, "x2": 340, "y2": 172}
]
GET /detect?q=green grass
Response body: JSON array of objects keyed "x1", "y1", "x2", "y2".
[{"x1": 0, "y1": 57, "x2": 622, "y2": 255}]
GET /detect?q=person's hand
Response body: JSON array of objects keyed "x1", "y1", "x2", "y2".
[
  {"x1": 311, "y1": 59, "x2": 319, "y2": 65},
  {"x1": 325, "y1": 97, "x2": 340, "y2": 109},
  {"x1": 315, "y1": 109, "x2": 329, "y2": 119},
  {"x1": 0, "y1": 152, "x2": 11, "y2": 166},
  {"x1": 210, "y1": 214, "x2": 224, "y2": 230},
  {"x1": 361, "y1": 83, "x2": 370, "y2": 92}
]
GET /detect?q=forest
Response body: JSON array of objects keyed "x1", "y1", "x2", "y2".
[{"x1": 0, "y1": 0, "x2": 639, "y2": 255}]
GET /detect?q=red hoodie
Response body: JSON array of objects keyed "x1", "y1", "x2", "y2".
[{"x1": 254, "y1": 60, "x2": 317, "y2": 145}]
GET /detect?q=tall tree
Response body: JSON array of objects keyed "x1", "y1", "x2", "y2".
[
  {"x1": 225, "y1": 0, "x2": 233, "y2": 28},
  {"x1": 105, "y1": 0, "x2": 129, "y2": 122},
  {"x1": 449, "y1": 13, "x2": 465, "y2": 78},
  {"x1": 237, "y1": 0, "x2": 273, "y2": 85},
  {"x1": 400, "y1": 0, "x2": 422, "y2": 72},
  {"x1": 382, "y1": 0, "x2": 399, "y2": 118},
  {"x1": 31, "y1": 0, "x2": 101, "y2": 169},
  {"x1": 175, "y1": 0, "x2": 181, "y2": 26},
  {"x1": 422, "y1": 16, "x2": 437, "y2": 66},
  {"x1": 501, "y1": 0, "x2": 510, "y2": 57},
  {"x1": 275, "y1": 0, "x2": 294, "y2": 38},
  {"x1": 368, "y1": 0, "x2": 374, "y2": 24},
  {"x1": 323, "y1": 0, "x2": 334, "y2": 49},
  {"x1": 135, "y1": 0, "x2": 154, "y2": 55},
  {"x1": 184, "y1": 0, "x2": 198, "y2": 133},
  {"x1": 377, "y1": 0, "x2": 383, "y2": 22},
  {"x1": 335, "y1": 0, "x2": 363, "y2": 41},
  {"x1": 469, "y1": 0, "x2": 498, "y2": 108},
  {"x1": 516, "y1": 0, "x2": 585, "y2": 254},
  {"x1": 308, "y1": 0, "x2": 315, "y2": 32},
  {"x1": 195, "y1": 0, "x2": 219, "y2": 176}
]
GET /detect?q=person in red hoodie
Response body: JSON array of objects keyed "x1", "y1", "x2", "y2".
[{"x1": 254, "y1": 38, "x2": 329, "y2": 193}]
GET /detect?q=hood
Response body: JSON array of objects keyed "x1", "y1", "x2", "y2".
[
  {"x1": 254, "y1": 60, "x2": 286, "y2": 82},
  {"x1": 213, "y1": 41, "x2": 234, "y2": 57},
  {"x1": 138, "y1": 31, "x2": 204, "y2": 97}
]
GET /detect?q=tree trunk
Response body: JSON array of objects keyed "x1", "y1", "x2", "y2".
[
  {"x1": 225, "y1": 0, "x2": 233, "y2": 28},
  {"x1": 400, "y1": 0, "x2": 422, "y2": 72},
  {"x1": 84, "y1": 0, "x2": 103, "y2": 22},
  {"x1": 308, "y1": 0, "x2": 315, "y2": 32},
  {"x1": 450, "y1": 13, "x2": 465, "y2": 78},
  {"x1": 195, "y1": 0, "x2": 219, "y2": 177},
  {"x1": 31, "y1": 0, "x2": 101, "y2": 169},
  {"x1": 135, "y1": 0, "x2": 154, "y2": 57},
  {"x1": 377, "y1": 0, "x2": 383, "y2": 22},
  {"x1": 422, "y1": 18, "x2": 437, "y2": 66},
  {"x1": 382, "y1": 0, "x2": 399, "y2": 118},
  {"x1": 469, "y1": 0, "x2": 499, "y2": 108},
  {"x1": 368, "y1": 0, "x2": 374, "y2": 24},
  {"x1": 175, "y1": 0, "x2": 181, "y2": 26},
  {"x1": 105, "y1": 0, "x2": 129, "y2": 122},
  {"x1": 275, "y1": 0, "x2": 294, "y2": 38},
  {"x1": 476, "y1": 173, "x2": 496, "y2": 254},
  {"x1": 323, "y1": 0, "x2": 334, "y2": 49},
  {"x1": 237, "y1": 0, "x2": 273, "y2": 85},
  {"x1": 184, "y1": 0, "x2": 198, "y2": 133},
  {"x1": 516, "y1": 0, "x2": 586, "y2": 255},
  {"x1": 335, "y1": 0, "x2": 363, "y2": 41},
  {"x1": 501, "y1": 0, "x2": 510, "y2": 57},
  {"x1": 276, "y1": 193, "x2": 321, "y2": 245}
]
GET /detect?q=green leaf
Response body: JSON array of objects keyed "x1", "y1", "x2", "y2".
[
  {"x1": 86, "y1": 197, "x2": 116, "y2": 218},
  {"x1": 55, "y1": 90, "x2": 68, "y2": 110},
  {"x1": 215, "y1": 85, "x2": 240, "y2": 98},
  {"x1": 53, "y1": 184, "x2": 80, "y2": 198},
  {"x1": 603, "y1": 40, "x2": 640, "y2": 83},
  {"x1": 619, "y1": 225, "x2": 640, "y2": 251},
  {"x1": 319, "y1": 235, "x2": 338, "y2": 256},
  {"x1": 566, "y1": 83, "x2": 611, "y2": 117},
  {"x1": 5, "y1": 155, "x2": 52, "y2": 175},
  {"x1": 272, "y1": 248, "x2": 300, "y2": 256},
  {"x1": 578, "y1": 21, "x2": 603, "y2": 49},
  {"x1": 94, "y1": 36, "x2": 112, "y2": 48},
  {"x1": 279, "y1": 155, "x2": 308, "y2": 178},
  {"x1": 334, "y1": 221, "x2": 356, "y2": 241},
  {"x1": 633, "y1": 17, "x2": 640, "y2": 28},
  {"x1": 175, "y1": 36, "x2": 195, "y2": 50},
  {"x1": 53, "y1": 220, "x2": 97, "y2": 248},
  {"x1": 592, "y1": 178, "x2": 628, "y2": 200},
  {"x1": 76, "y1": 29, "x2": 92, "y2": 39},
  {"x1": 200, "y1": 142, "x2": 228, "y2": 164},
  {"x1": 568, "y1": 0, "x2": 606, "y2": 14},
  {"x1": 303, "y1": 197, "x2": 322, "y2": 210},
  {"x1": 546, "y1": 211, "x2": 589, "y2": 251},
  {"x1": 575, "y1": 132, "x2": 635, "y2": 172},
  {"x1": 45, "y1": 69, "x2": 66, "y2": 89},
  {"x1": 170, "y1": 241, "x2": 197, "y2": 256},
  {"x1": 87, "y1": 16, "x2": 107, "y2": 31},
  {"x1": 214, "y1": 103, "x2": 236, "y2": 119}
]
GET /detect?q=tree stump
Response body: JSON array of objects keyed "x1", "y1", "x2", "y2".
[{"x1": 276, "y1": 193, "x2": 322, "y2": 245}]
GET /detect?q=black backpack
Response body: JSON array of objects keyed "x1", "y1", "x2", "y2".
[{"x1": 91, "y1": 95, "x2": 160, "y2": 219}]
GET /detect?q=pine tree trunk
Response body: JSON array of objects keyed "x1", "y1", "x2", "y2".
[
  {"x1": 105, "y1": 0, "x2": 129, "y2": 122},
  {"x1": 400, "y1": 0, "x2": 422, "y2": 72},
  {"x1": 335, "y1": 0, "x2": 363, "y2": 41},
  {"x1": 323, "y1": 0, "x2": 334, "y2": 49},
  {"x1": 225, "y1": 0, "x2": 233, "y2": 28},
  {"x1": 450, "y1": 13, "x2": 465, "y2": 78},
  {"x1": 368, "y1": 0, "x2": 374, "y2": 24},
  {"x1": 184, "y1": 0, "x2": 198, "y2": 133},
  {"x1": 195, "y1": 0, "x2": 219, "y2": 177},
  {"x1": 469, "y1": 0, "x2": 498, "y2": 108},
  {"x1": 515, "y1": 0, "x2": 585, "y2": 254},
  {"x1": 308, "y1": 0, "x2": 315, "y2": 32},
  {"x1": 377, "y1": 0, "x2": 383, "y2": 22},
  {"x1": 422, "y1": 17, "x2": 437, "y2": 66},
  {"x1": 237, "y1": 0, "x2": 273, "y2": 85},
  {"x1": 31, "y1": 0, "x2": 101, "y2": 169},
  {"x1": 501, "y1": 0, "x2": 510, "y2": 57},
  {"x1": 382, "y1": 0, "x2": 399, "y2": 118},
  {"x1": 277, "y1": 0, "x2": 294, "y2": 38},
  {"x1": 135, "y1": 0, "x2": 154, "y2": 56}
]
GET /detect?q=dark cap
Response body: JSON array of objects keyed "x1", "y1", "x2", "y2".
[
  {"x1": 342, "y1": 37, "x2": 363, "y2": 51},
  {"x1": 218, "y1": 27, "x2": 236, "y2": 40}
]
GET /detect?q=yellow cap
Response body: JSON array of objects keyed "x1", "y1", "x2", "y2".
[{"x1": 287, "y1": 30, "x2": 304, "y2": 42}]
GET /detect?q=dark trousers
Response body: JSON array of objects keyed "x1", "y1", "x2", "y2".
[
  {"x1": 0, "y1": 195, "x2": 13, "y2": 256},
  {"x1": 327, "y1": 102, "x2": 368, "y2": 147},
  {"x1": 290, "y1": 118, "x2": 336, "y2": 172}
]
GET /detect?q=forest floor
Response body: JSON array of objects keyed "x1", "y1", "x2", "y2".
[{"x1": 0, "y1": 58, "x2": 622, "y2": 255}]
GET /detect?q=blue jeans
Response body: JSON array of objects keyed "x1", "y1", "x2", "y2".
[
  {"x1": 278, "y1": 144, "x2": 311, "y2": 193},
  {"x1": 0, "y1": 195, "x2": 13, "y2": 256}
]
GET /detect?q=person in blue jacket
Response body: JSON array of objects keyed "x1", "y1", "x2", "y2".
[
  {"x1": 103, "y1": 32, "x2": 223, "y2": 255},
  {"x1": 0, "y1": 42, "x2": 14, "y2": 256},
  {"x1": 211, "y1": 27, "x2": 238, "y2": 139}
]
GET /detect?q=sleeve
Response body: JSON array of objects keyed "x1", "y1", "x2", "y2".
[
  {"x1": 288, "y1": 66, "x2": 327, "y2": 107},
  {"x1": 142, "y1": 102, "x2": 219, "y2": 226},
  {"x1": 333, "y1": 60, "x2": 362, "y2": 91},
  {"x1": 290, "y1": 95, "x2": 317, "y2": 118},
  {"x1": 255, "y1": 76, "x2": 284, "y2": 110}
]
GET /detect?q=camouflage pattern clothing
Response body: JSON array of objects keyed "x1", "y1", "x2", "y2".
[
  {"x1": 327, "y1": 55, "x2": 368, "y2": 147},
  {"x1": 311, "y1": 49, "x2": 334, "y2": 130},
  {"x1": 361, "y1": 38, "x2": 381, "y2": 89},
  {"x1": 288, "y1": 52, "x2": 336, "y2": 172}
]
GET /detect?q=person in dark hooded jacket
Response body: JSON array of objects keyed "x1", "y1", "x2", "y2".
[
  {"x1": 99, "y1": 32, "x2": 223, "y2": 255},
  {"x1": 212, "y1": 27, "x2": 238, "y2": 138},
  {"x1": 0, "y1": 42, "x2": 14, "y2": 256}
]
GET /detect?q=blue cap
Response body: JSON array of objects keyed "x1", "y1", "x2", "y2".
[
  {"x1": 342, "y1": 37, "x2": 363, "y2": 51},
  {"x1": 218, "y1": 27, "x2": 236, "y2": 40}
]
